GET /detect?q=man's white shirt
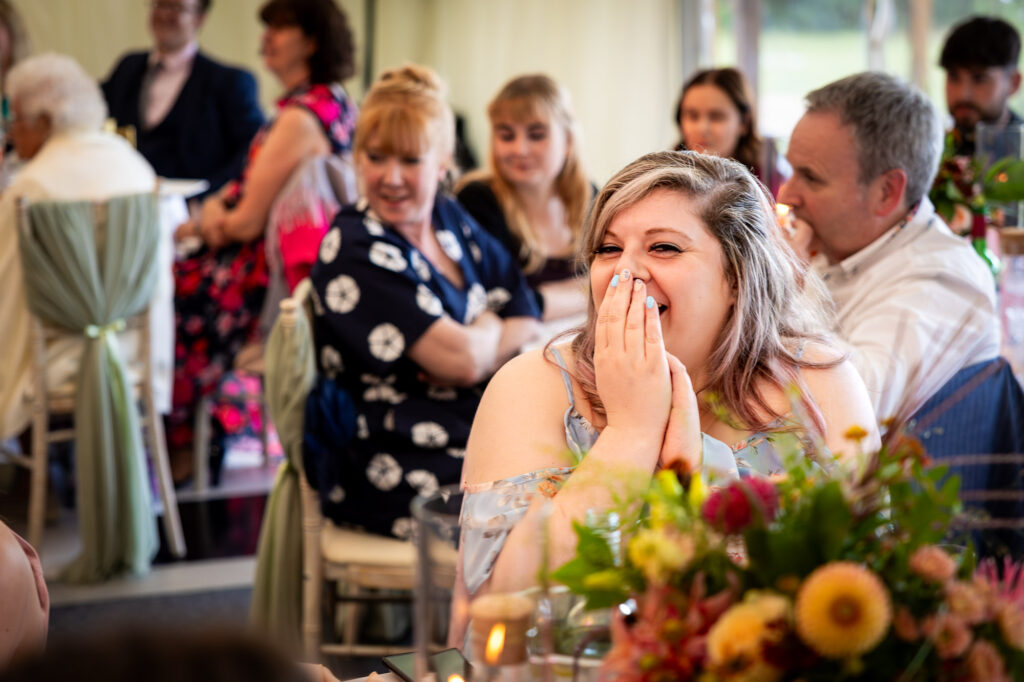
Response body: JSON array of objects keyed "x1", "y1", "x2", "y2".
[{"x1": 813, "y1": 198, "x2": 1000, "y2": 420}]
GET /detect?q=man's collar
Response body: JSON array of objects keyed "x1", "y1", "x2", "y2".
[
  {"x1": 822, "y1": 199, "x2": 934, "y2": 279},
  {"x1": 149, "y1": 41, "x2": 199, "y2": 70}
]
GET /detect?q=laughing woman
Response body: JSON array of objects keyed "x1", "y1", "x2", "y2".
[
  {"x1": 304, "y1": 65, "x2": 540, "y2": 539},
  {"x1": 459, "y1": 151, "x2": 879, "y2": 596}
]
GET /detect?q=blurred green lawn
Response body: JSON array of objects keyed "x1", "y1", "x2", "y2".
[{"x1": 715, "y1": 29, "x2": 1024, "y2": 143}]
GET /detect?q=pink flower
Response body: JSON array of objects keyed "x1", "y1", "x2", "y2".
[
  {"x1": 946, "y1": 581, "x2": 988, "y2": 625},
  {"x1": 965, "y1": 639, "x2": 1009, "y2": 682},
  {"x1": 893, "y1": 606, "x2": 919, "y2": 642},
  {"x1": 975, "y1": 557, "x2": 1024, "y2": 608},
  {"x1": 921, "y1": 612, "x2": 972, "y2": 659},
  {"x1": 702, "y1": 477, "x2": 778, "y2": 534},
  {"x1": 908, "y1": 545, "x2": 956, "y2": 584}
]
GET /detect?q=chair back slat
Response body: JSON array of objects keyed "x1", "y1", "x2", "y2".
[{"x1": 912, "y1": 357, "x2": 1024, "y2": 556}]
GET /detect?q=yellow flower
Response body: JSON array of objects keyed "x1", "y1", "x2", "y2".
[
  {"x1": 844, "y1": 425, "x2": 869, "y2": 441},
  {"x1": 688, "y1": 473, "x2": 709, "y2": 510},
  {"x1": 795, "y1": 562, "x2": 892, "y2": 659},
  {"x1": 627, "y1": 528, "x2": 693, "y2": 585},
  {"x1": 706, "y1": 593, "x2": 790, "y2": 682},
  {"x1": 998, "y1": 603, "x2": 1024, "y2": 650}
]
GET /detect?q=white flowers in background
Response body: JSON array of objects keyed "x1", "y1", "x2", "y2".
[
  {"x1": 366, "y1": 453, "x2": 402, "y2": 490},
  {"x1": 325, "y1": 274, "x2": 360, "y2": 314},
  {"x1": 410, "y1": 251, "x2": 431, "y2": 281},
  {"x1": 416, "y1": 284, "x2": 444, "y2": 316},
  {"x1": 487, "y1": 287, "x2": 511, "y2": 311},
  {"x1": 465, "y1": 283, "x2": 487, "y2": 323},
  {"x1": 436, "y1": 230, "x2": 463, "y2": 261},
  {"x1": 427, "y1": 385, "x2": 457, "y2": 401},
  {"x1": 356, "y1": 414, "x2": 369, "y2": 440},
  {"x1": 391, "y1": 517, "x2": 414, "y2": 540},
  {"x1": 369, "y1": 241, "x2": 407, "y2": 272},
  {"x1": 319, "y1": 228, "x2": 341, "y2": 263},
  {"x1": 411, "y1": 421, "x2": 449, "y2": 448},
  {"x1": 361, "y1": 374, "x2": 406, "y2": 404},
  {"x1": 383, "y1": 409, "x2": 395, "y2": 431},
  {"x1": 461, "y1": 221, "x2": 472, "y2": 238},
  {"x1": 363, "y1": 213, "x2": 385, "y2": 236},
  {"x1": 320, "y1": 345, "x2": 343, "y2": 378},
  {"x1": 367, "y1": 323, "x2": 405, "y2": 362},
  {"x1": 446, "y1": 447, "x2": 465, "y2": 459},
  {"x1": 405, "y1": 469, "x2": 440, "y2": 498},
  {"x1": 328, "y1": 485, "x2": 346, "y2": 504},
  {"x1": 469, "y1": 242, "x2": 482, "y2": 263}
]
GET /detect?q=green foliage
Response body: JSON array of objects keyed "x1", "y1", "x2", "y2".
[
  {"x1": 556, "y1": 426, "x2": 969, "y2": 608},
  {"x1": 985, "y1": 156, "x2": 1024, "y2": 203},
  {"x1": 551, "y1": 521, "x2": 638, "y2": 609}
]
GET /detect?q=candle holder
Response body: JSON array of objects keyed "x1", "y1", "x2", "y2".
[{"x1": 412, "y1": 486, "x2": 566, "y2": 681}]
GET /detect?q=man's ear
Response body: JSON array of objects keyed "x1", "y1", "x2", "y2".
[
  {"x1": 873, "y1": 167, "x2": 908, "y2": 218},
  {"x1": 1010, "y1": 68, "x2": 1022, "y2": 97}
]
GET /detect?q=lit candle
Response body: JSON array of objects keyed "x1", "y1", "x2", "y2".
[
  {"x1": 776, "y1": 203, "x2": 796, "y2": 238},
  {"x1": 469, "y1": 593, "x2": 533, "y2": 666}
]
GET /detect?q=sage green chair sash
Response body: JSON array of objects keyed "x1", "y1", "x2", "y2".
[
  {"x1": 18, "y1": 194, "x2": 160, "y2": 582},
  {"x1": 251, "y1": 284, "x2": 316, "y2": 645}
]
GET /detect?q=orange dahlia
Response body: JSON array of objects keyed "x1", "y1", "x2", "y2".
[{"x1": 795, "y1": 562, "x2": 892, "y2": 658}]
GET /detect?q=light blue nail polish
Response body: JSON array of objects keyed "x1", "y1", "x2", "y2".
[
  {"x1": 610, "y1": 274, "x2": 619, "y2": 288},
  {"x1": 646, "y1": 296, "x2": 655, "y2": 309}
]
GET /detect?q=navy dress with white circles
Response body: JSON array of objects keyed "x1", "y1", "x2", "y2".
[{"x1": 308, "y1": 195, "x2": 540, "y2": 539}]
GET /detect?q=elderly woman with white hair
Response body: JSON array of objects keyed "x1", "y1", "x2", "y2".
[{"x1": 0, "y1": 52, "x2": 158, "y2": 441}]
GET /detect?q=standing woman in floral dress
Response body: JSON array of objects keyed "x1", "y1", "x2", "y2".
[{"x1": 168, "y1": 0, "x2": 358, "y2": 481}]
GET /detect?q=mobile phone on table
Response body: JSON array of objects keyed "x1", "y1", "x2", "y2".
[
  {"x1": 380, "y1": 651, "x2": 416, "y2": 681},
  {"x1": 381, "y1": 648, "x2": 471, "y2": 681},
  {"x1": 430, "y1": 647, "x2": 472, "y2": 680}
]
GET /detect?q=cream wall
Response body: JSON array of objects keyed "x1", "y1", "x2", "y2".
[
  {"x1": 12, "y1": 0, "x2": 682, "y2": 184},
  {"x1": 371, "y1": 0, "x2": 683, "y2": 184}
]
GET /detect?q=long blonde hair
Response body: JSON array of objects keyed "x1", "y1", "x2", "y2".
[
  {"x1": 459, "y1": 74, "x2": 591, "y2": 273},
  {"x1": 568, "y1": 151, "x2": 838, "y2": 434}
]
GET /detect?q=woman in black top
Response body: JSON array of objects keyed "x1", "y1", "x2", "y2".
[{"x1": 456, "y1": 74, "x2": 593, "y2": 321}]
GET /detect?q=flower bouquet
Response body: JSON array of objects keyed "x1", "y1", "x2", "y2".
[
  {"x1": 929, "y1": 130, "x2": 1024, "y2": 233},
  {"x1": 552, "y1": 427, "x2": 1024, "y2": 681}
]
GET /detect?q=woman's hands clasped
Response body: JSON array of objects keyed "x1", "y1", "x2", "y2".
[
  {"x1": 594, "y1": 269, "x2": 671, "y2": 442},
  {"x1": 593, "y1": 268, "x2": 702, "y2": 474}
]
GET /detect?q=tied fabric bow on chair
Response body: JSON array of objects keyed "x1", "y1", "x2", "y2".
[
  {"x1": 84, "y1": 318, "x2": 127, "y2": 338},
  {"x1": 251, "y1": 283, "x2": 318, "y2": 647},
  {"x1": 17, "y1": 195, "x2": 161, "y2": 582}
]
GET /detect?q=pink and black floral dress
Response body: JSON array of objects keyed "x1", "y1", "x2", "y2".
[{"x1": 168, "y1": 83, "x2": 357, "y2": 458}]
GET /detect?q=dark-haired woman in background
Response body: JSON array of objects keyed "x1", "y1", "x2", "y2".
[
  {"x1": 674, "y1": 67, "x2": 789, "y2": 197},
  {"x1": 168, "y1": 0, "x2": 358, "y2": 480}
]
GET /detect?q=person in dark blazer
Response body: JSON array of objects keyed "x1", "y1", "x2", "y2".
[{"x1": 101, "y1": 0, "x2": 264, "y2": 194}]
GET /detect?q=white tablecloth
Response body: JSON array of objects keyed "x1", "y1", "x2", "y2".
[{"x1": 149, "y1": 192, "x2": 188, "y2": 414}]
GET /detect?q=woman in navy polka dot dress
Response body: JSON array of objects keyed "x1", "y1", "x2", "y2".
[{"x1": 305, "y1": 65, "x2": 541, "y2": 539}]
